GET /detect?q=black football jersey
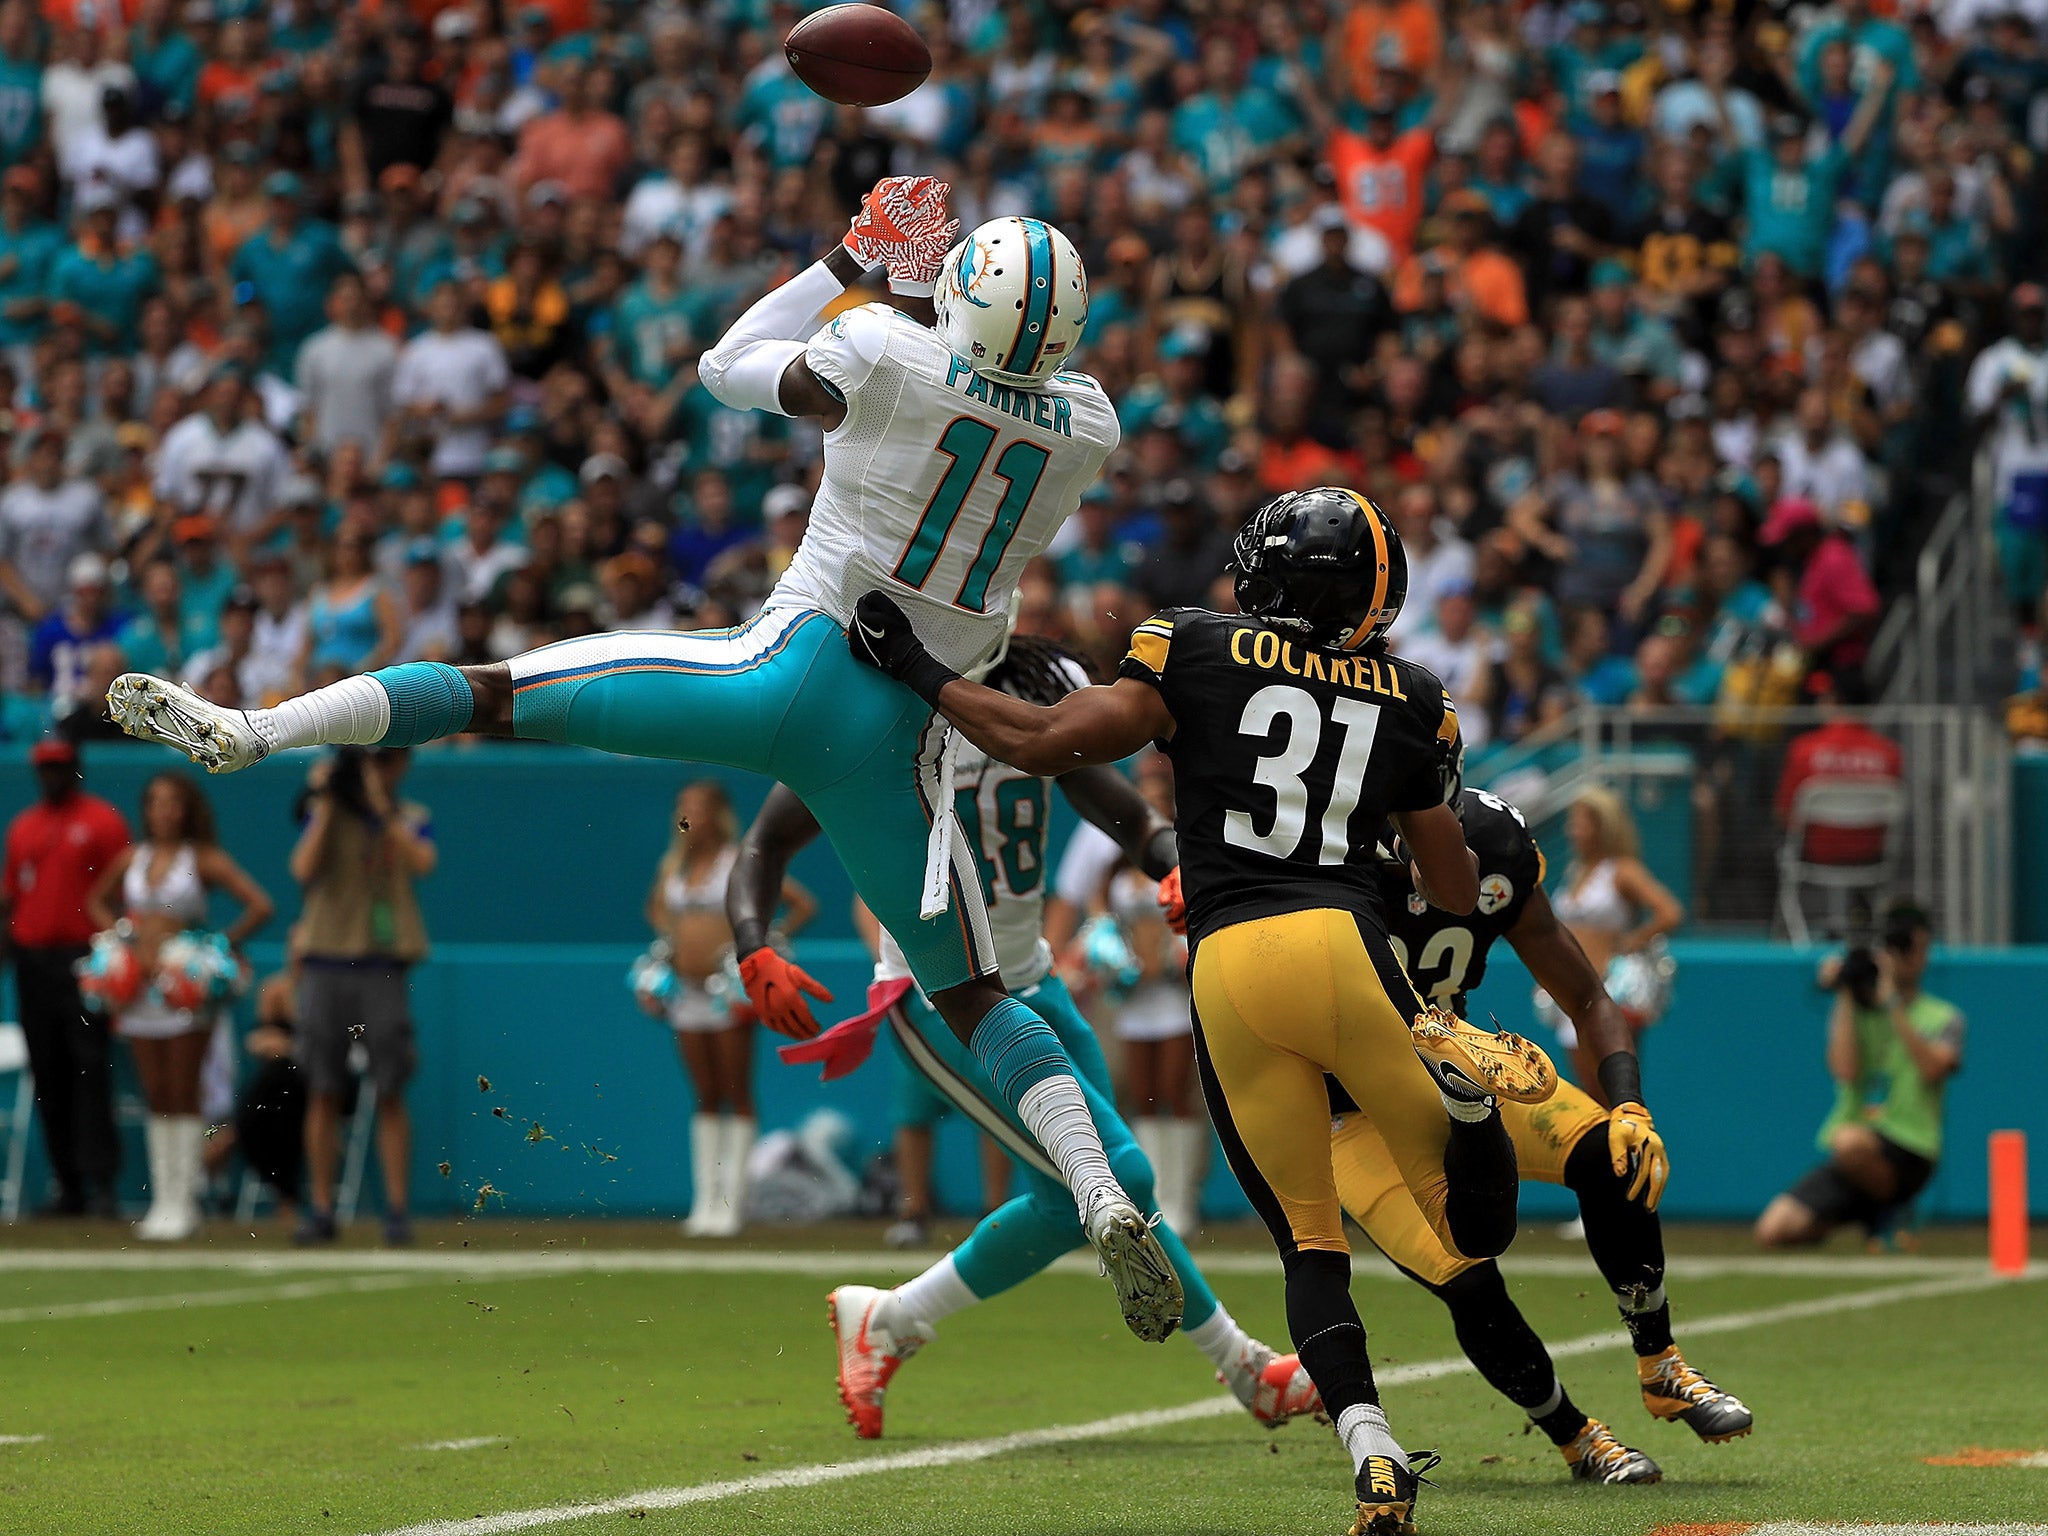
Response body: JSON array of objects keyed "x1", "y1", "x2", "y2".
[
  {"x1": 1375, "y1": 787, "x2": 1546, "y2": 1012},
  {"x1": 1118, "y1": 608, "x2": 1460, "y2": 947}
]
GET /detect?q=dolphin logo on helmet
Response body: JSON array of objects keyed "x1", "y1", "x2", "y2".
[
  {"x1": 953, "y1": 234, "x2": 995, "y2": 309},
  {"x1": 934, "y1": 217, "x2": 1089, "y2": 388}
]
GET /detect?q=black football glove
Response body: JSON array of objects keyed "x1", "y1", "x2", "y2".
[{"x1": 847, "y1": 590, "x2": 961, "y2": 707}]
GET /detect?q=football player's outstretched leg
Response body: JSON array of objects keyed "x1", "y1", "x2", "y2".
[{"x1": 108, "y1": 179, "x2": 1182, "y2": 1341}]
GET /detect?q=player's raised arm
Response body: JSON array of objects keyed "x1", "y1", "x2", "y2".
[
  {"x1": 698, "y1": 176, "x2": 958, "y2": 428},
  {"x1": 846, "y1": 591, "x2": 1172, "y2": 774}
]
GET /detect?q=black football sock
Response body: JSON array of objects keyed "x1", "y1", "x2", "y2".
[
  {"x1": 1425, "y1": 1261, "x2": 1587, "y2": 1444},
  {"x1": 1284, "y1": 1247, "x2": 1379, "y2": 1419},
  {"x1": 1442, "y1": 1109, "x2": 1519, "y2": 1259},
  {"x1": 1563, "y1": 1130, "x2": 1673, "y2": 1355}
]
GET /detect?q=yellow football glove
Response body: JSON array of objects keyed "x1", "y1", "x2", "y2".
[{"x1": 1607, "y1": 1101, "x2": 1668, "y2": 1211}]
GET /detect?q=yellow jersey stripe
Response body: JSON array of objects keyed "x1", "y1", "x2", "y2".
[{"x1": 1126, "y1": 623, "x2": 1173, "y2": 676}]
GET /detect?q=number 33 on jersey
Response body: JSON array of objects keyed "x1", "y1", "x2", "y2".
[{"x1": 1119, "y1": 608, "x2": 1464, "y2": 948}]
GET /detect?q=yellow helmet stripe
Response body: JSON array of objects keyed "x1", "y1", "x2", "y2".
[{"x1": 1342, "y1": 488, "x2": 1390, "y2": 650}]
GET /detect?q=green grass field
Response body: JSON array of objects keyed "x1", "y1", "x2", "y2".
[{"x1": 2, "y1": 1224, "x2": 2044, "y2": 1536}]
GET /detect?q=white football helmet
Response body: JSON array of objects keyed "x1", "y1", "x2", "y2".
[{"x1": 933, "y1": 217, "x2": 1089, "y2": 387}]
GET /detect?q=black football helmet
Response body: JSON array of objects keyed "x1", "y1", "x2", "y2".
[{"x1": 1230, "y1": 487, "x2": 1407, "y2": 651}]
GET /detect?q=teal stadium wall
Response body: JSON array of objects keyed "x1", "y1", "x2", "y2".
[{"x1": 3, "y1": 745, "x2": 2042, "y2": 1224}]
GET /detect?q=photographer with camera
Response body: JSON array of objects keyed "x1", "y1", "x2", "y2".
[
  {"x1": 287, "y1": 745, "x2": 435, "y2": 1247},
  {"x1": 1754, "y1": 902, "x2": 1963, "y2": 1249}
]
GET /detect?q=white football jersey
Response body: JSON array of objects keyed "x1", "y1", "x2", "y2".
[
  {"x1": 770, "y1": 303, "x2": 1119, "y2": 674},
  {"x1": 870, "y1": 654, "x2": 1091, "y2": 992}
]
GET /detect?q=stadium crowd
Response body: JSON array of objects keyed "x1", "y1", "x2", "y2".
[{"x1": 0, "y1": 0, "x2": 2030, "y2": 764}]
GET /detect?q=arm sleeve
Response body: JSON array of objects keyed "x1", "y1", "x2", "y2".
[{"x1": 698, "y1": 258, "x2": 851, "y2": 414}]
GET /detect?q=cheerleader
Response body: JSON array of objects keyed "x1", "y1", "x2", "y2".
[
  {"x1": 640, "y1": 781, "x2": 813, "y2": 1237},
  {"x1": 1541, "y1": 785, "x2": 1684, "y2": 1085},
  {"x1": 86, "y1": 773, "x2": 272, "y2": 1240}
]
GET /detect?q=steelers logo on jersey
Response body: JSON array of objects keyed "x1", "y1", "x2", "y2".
[{"x1": 1476, "y1": 874, "x2": 1515, "y2": 915}]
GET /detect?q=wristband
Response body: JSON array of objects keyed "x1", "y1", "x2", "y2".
[
  {"x1": 888, "y1": 276, "x2": 937, "y2": 297},
  {"x1": 1139, "y1": 826, "x2": 1179, "y2": 881},
  {"x1": 1597, "y1": 1050, "x2": 1643, "y2": 1110},
  {"x1": 900, "y1": 650, "x2": 962, "y2": 709}
]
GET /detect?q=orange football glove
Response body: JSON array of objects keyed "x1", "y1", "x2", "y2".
[
  {"x1": 1157, "y1": 867, "x2": 1186, "y2": 935},
  {"x1": 842, "y1": 175, "x2": 956, "y2": 290},
  {"x1": 1606, "y1": 1101, "x2": 1669, "y2": 1210},
  {"x1": 737, "y1": 947, "x2": 833, "y2": 1040}
]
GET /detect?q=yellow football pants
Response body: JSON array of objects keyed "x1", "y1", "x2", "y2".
[
  {"x1": 1191, "y1": 907, "x2": 1461, "y2": 1259},
  {"x1": 1334, "y1": 1081, "x2": 1610, "y2": 1286}
]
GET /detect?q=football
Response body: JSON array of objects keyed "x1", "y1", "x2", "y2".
[{"x1": 784, "y1": 4, "x2": 931, "y2": 107}]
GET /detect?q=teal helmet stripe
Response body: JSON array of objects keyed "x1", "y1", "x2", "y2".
[
  {"x1": 999, "y1": 218, "x2": 1054, "y2": 378},
  {"x1": 1019, "y1": 219, "x2": 1057, "y2": 379}
]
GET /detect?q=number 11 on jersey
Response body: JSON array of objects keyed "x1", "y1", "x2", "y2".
[{"x1": 894, "y1": 418, "x2": 1051, "y2": 612}]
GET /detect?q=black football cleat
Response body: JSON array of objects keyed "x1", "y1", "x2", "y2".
[
  {"x1": 1639, "y1": 1346, "x2": 1754, "y2": 1442},
  {"x1": 1561, "y1": 1418, "x2": 1663, "y2": 1484},
  {"x1": 1349, "y1": 1450, "x2": 1437, "y2": 1535}
]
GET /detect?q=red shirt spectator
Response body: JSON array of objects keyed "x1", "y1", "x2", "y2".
[
  {"x1": 1760, "y1": 497, "x2": 1879, "y2": 674},
  {"x1": 4, "y1": 742, "x2": 131, "y2": 948},
  {"x1": 1776, "y1": 700, "x2": 1902, "y2": 865}
]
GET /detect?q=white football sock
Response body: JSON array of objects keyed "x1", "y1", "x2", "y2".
[
  {"x1": 255, "y1": 675, "x2": 391, "y2": 751},
  {"x1": 1015, "y1": 1075, "x2": 1119, "y2": 1213},
  {"x1": 1185, "y1": 1303, "x2": 1254, "y2": 1377},
  {"x1": 893, "y1": 1254, "x2": 977, "y2": 1330},
  {"x1": 1335, "y1": 1402, "x2": 1406, "y2": 1473}
]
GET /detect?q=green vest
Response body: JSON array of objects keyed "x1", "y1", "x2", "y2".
[{"x1": 1819, "y1": 992, "x2": 1962, "y2": 1161}]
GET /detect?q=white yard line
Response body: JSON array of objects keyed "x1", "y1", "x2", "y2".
[
  {"x1": 414, "y1": 1439, "x2": 507, "y2": 1453},
  {"x1": 0, "y1": 1273, "x2": 434, "y2": 1326},
  {"x1": 1722, "y1": 1527, "x2": 2048, "y2": 1535},
  {"x1": 365, "y1": 1265, "x2": 2042, "y2": 1536},
  {"x1": 0, "y1": 1434, "x2": 46, "y2": 1445},
  {"x1": 0, "y1": 1246, "x2": 2018, "y2": 1281}
]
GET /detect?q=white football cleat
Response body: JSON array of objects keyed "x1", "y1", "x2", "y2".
[
  {"x1": 1222, "y1": 1341, "x2": 1324, "y2": 1427},
  {"x1": 827, "y1": 1284, "x2": 933, "y2": 1440},
  {"x1": 1083, "y1": 1190, "x2": 1183, "y2": 1343},
  {"x1": 107, "y1": 674, "x2": 270, "y2": 773}
]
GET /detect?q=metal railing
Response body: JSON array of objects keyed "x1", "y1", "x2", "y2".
[
  {"x1": 1467, "y1": 703, "x2": 2010, "y2": 945},
  {"x1": 1871, "y1": 449, "x2": 2014, "y2": 706}
]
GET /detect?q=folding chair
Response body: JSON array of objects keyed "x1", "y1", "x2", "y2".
[{"x1": 1777, "y1": 778, "x2": 1907, "y2": 944}]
